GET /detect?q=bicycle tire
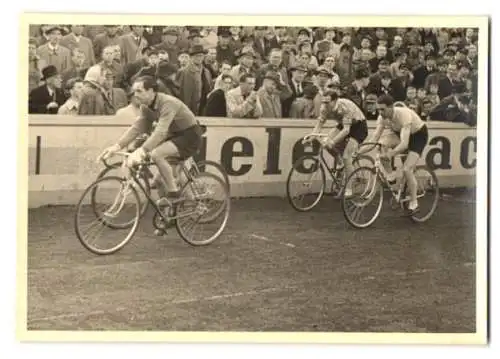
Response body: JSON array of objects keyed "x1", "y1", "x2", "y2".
[
  {"x1": 286, "y1": 155, "x2": 326, "y2": 212},
  {"x1": 74, "y1": 176, "x2": 141, "y2": 255},
  {"x1": 401, "y1": 165, "x2": 440, "y2": 223},
  {"x1": 191, "y1": 159, "x2": 230, "y2": 190},
  {"x1": 175, "y1": 172, "x2": 230, "y2": 246},
  {"x1": 341, "y1": 166, "x2": 384, "y2": 229}
]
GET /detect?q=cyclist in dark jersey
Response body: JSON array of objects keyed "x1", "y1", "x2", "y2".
[{"x1": 97, "y1": 75, "x2": 203, "y2": 206}]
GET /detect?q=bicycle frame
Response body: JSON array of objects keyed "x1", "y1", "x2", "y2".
[{"x1": 107, "y1": 152, "x2": 207, "y2": 225}]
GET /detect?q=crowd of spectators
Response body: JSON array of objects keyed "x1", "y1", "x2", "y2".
[{"x1": 28, "y1": 25, "x2": 479, "y2": 126}]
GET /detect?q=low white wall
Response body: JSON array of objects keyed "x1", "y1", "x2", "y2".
[{"x1": 27, "y1": 115, "x2": 477, "y2": 208}]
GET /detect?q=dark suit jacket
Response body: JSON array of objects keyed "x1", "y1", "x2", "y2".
[
  {"x1": 282, "y1": 80, "x2": 304, "y2": 118},
  {"x1": 412, "y1": 66, "x2": 435, "y2": 89},
  {"x1": 204, "y1": 89, "x2": 227, "y2": 117},
  {"x1": 368, "y1": 79, "x2": 406, "y2": 102},
  {"x1": 28, "y1": 85, "x2": 67, "y2": 114},
  {"x1": 438, "y1": 77, "x2": 466, "y2": 100}
]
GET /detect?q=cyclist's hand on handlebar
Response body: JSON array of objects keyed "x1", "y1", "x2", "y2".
[
  {"x1": 302, "y1": 133, "x2": 315, "y2": 144},
  {"x1": 96, "y1": 144, "x2": 121, "y2": 163},
  {"x1": 126, "y1": 147, "x2": 147, "y2": 168}
]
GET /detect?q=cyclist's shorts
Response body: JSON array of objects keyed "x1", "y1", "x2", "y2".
[
  {"x1": 348, "y1": 119, "x2": 368, "y2": 144},
  {"x1": 169, "y1": 124, "x2": 203, "y2": 160},
  {"x1": 394, "y1": 124, "x2": 429, "y2": 156}
]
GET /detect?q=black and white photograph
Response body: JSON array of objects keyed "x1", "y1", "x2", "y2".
[{"x1": 19, "y1": 13, "x2": 488, "y2": 344}]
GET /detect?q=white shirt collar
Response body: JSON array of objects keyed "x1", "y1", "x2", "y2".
[{"x1": 48, "y1": 43, "x2": 59, "y2": 51}]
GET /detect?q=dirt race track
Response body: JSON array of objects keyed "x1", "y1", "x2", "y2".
[{"x1": 26, "y1": 189, "x2": 477, "y2": 333}]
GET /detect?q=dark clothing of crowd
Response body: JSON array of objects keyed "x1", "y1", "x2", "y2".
[{"x1": 28, "y1": 25, "x2": 478, "y2": 127}]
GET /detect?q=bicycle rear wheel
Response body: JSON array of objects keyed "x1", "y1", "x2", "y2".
[
  {"x1": 286, "y1": 155, "x2": 326, "y2": 212},
  {"x1": 95, "y1": 162, "x2": 151, "y2": 223},
  {"x1": 191, "y1": 160, "x2": 230, "y2": 190},
  {"x1": 74, "y1": 176, "x2": 141, "y2": 255},
  {"x1": 341, "y1": 166, "x2": 384, "y2": 229},
  {"x1": 175, "y1": 172, "x2": 230, "y2": 246}
]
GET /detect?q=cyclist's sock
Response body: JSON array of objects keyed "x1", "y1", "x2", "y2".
[{"x1": 408, "y1": 200, "x2": 418, "y2": 210}]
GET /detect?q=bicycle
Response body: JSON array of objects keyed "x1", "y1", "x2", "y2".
[
  {"x1": 95, "y1": 134, "x2": 230, "y2": 220},
  {"x1": 286, "y1": 132, "x2": 375, "y2": 212},
  {"x1": 340, "y1": 142, "x2": 439, "y2": 229},
  {"x1": 74, "y1": 151, "x2": 231, "y2": 255}
]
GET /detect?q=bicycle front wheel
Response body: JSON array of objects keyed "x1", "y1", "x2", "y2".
[
  {"x1": 286, "y1": 155, "x2": 326, "y2": 212},
  {"x1": 341, "y1": 166, "x2": 384, "y2": 229},
  {"x1": 74, "y1": 176, "x2": 141, "y2": 255},
  {"x1": 95, "y1": 161, "x2": 151, "y2": 223},
  {"x1": 407, "y1": 165, "x2": 440, "y2": 223},
  {"x1": 175, "y1": 172, "x2": 230, "y2": 246}
]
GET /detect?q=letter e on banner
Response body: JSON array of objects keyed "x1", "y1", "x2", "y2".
[{"x1": 220, "y1": 137, "x2": 253, "y2": 176}]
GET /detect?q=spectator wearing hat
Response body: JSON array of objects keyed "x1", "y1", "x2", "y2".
[
  {"x1": 371, "y1": 71, "x2": 405, "y2": 102},
  {"x1": 129, "y1": 47, "x2": 163, "y2": 85},
  {"x1": 60, "y1": 25, "x2": 95, "y2": 68},
  {"x1": 204, "y1": 74, "x2": 234, "y2": 117},
  {"x1": 29, "y1": 65, "x2": 67, "y2": 114},
  {"x1": 177, "y1": 49, "x2": 191, "y2": 70},
  {"x1": 424, "y1": 57, "x2": 448, "y2": 91},
  {"x1": 263, "y1": 27, "x2": 280, "y2": 56},
  {"x1": 28, "y1": 37, "x2": 48, "y2": 93},
  {"x1": 98, "y1": 45, "x2": 125, "y2": 89},
  {"x1": 93, "y1": 26, "x2": 121, "y2": 62},
  {"x1": 282, "y1": 65, "x2": 308, "y2": 117},
  {"x1": 61, "y1": 48, "x2": 89, "y2": 85},
  {"x1": 289, "y1": 79, "x2": 318, "y2": 119},
  {"x1": 438, "y1": 61, "x2": 466, "y2": 100},
  {"x1": 257, "y1": 71, "x2": 283, "y2": 118},
  {"x1": 216, "y1": 28, "x2": 237, "y2": 66},
  {"x1": 226, "y1": 73, "x2": 263, "y2": 118},
  {"x1": 228, "y1": 26, "x2": 243, "y2": 55},
  {"x1": 118, "y1": 25, "x2": 148, "y2": 66},
  {"x1": 187, "y1": 28, "x2": 204, "y2": 48},
  {"x1": 256, "y1": 49, "x2": 292, "y2": 96},
  {"x1": 363, "y1": 93, "x2": 379, "y2": 120},
  {"x1": 102, "y1": 69, "x2": 128, "y2": 111},
  {"x1": 412, "y1": 54, "x2": 436, "y2": 89},
  {"x1": 177, "y1": 44, "x2": 213, "y2": 115},
  {"x1": 142, "y1": 26, "x2": 164, "y2": 47},
  {"x1": 57, "y1": 77, "x2": 84, "y2": 115},
  {"x1": 229, "y1": 46, "x2": 257, "y2": 84},
  {"x1": 296, "y1": 28, "x2": 312, "y2": 46},
  {"x1": 78, "y1": 65, "x2": 116, "y2": 115},
  {"x1": 336, "y1": 43, "x2": 355, "y2": 86},
  {"x1": 155, "y1": 61, "x2": 181, "y2": 98},
  {"x1": 344, "y1": 68, "x2": 371, "y2": 110},
  {"x1": 155, "y1": 27, "x2": 182, "y2": 66},
  {"x1": 122, "y1": 46, "x2": 156, "y2": 89},
  {"x1": 203, "y1": 48, "x2": 220, "y2": 80},
  {"x1": 37, "y1": 26, "x2": 72, "y2": 74},
  {"x1": 442, "y1": 48, "x2": 456, "y2": 64},
  {"x1": 395, "y1": 62, "x2": 413, "y2": 91}
]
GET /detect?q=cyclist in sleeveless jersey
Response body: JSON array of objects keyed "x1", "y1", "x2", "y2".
[
  {"x1": 368, "y1": 94, "x2": 429, "y2": 214},
  {"x1": 304, "y1": 89, "x2": 368, "y2": 196},
  {"x1": 97, "y1": 75, "x2": 203, "y2": 206}
]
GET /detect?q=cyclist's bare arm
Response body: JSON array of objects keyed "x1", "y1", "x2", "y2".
[
  {"x1": 392, "y1": 124, "x2": 411, "y2": 155},
  {"x1": 366, "y1": 116, "x2": 385, "y2": 144},
  {"x1": 141, "y1": 103, "x2": 179, "y2": 153}
]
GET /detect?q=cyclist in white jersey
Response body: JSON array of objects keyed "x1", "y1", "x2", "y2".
[
  {"x1": 368, "y1": 94, "x2": 429, "y2": 214},
  {"x1": 304, "y1": 89, "x2": 368, "y2": 196}
]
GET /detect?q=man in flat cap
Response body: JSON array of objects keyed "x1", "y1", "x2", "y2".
[
  {"x1": 177, "y1": 44, "x2": 213, "y2": 115},
  {"x1": 216, "y1": 27, "x2": 237, "y2": 65},
  {"x1": 36, "y1": 26, "x2": 72, "y2": 73},
  {"x1": 229, "y1": 46, "x2": 257, "y2": 84}
]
